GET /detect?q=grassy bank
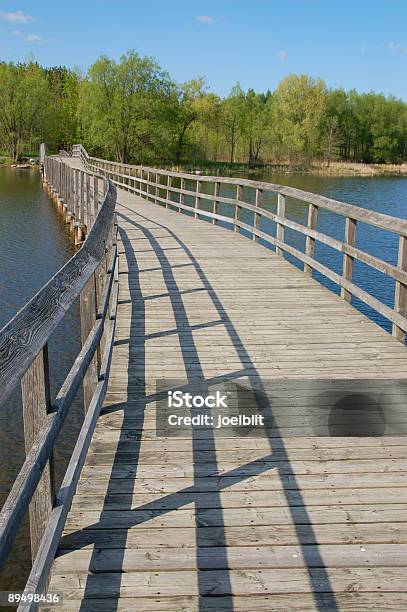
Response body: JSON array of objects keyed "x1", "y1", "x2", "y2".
[
  {"x1": 173, "y1": 160, "x2": 407, "y2": 177},
  {"x1": 309, "y1": 161, "x2": 407, "y2": 177}
]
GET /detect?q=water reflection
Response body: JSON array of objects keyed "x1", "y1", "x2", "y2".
[{"x1": 0, "y1": 167, "x2": 83, "y2": 593}]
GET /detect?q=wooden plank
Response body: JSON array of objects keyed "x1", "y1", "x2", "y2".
[
  {"x1": 64, "y1": 504, "x2": 407, "y2": 531},
  {"x1": 52, "y1": 544, "x2": 407, "y2": 573},
  {"x1": 59, "y1": 521, "x2": 407, "y2": 549},
  {"x1": 70, "y1": 487, "x2": 407, "y2": 511},
  {"x1": 48, "y1": 566, "x2": 407, "y2": 597},
  {"x1": 45, "y1": 593, "x2": 407, "y2": 612}
]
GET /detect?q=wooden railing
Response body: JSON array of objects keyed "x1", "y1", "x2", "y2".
[
  {"x1": 73, "y1": 143, "x2": 407, "y2": 343},
  {"x1": 0, "y1": 150, "x2": 118, "y2": 605}
]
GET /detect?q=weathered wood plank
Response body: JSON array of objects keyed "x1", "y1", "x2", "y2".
[{"x1": 21, "y1": 346, "x2": 54, "y2": 562}]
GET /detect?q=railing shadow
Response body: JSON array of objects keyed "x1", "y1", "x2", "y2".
[{"x1": 64, "y1": 201, "x2": 338, "y2": 611}]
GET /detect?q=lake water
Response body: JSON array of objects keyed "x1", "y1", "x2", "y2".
[
  {"x1": 177, "y1": 170, "x2": 407, "y2": 335},
  {"x1": 0, "y1": 167, "x2": 83, "y2": 595},
  {"x1": 0, "y1": 165, "x2": 406, "y2": 595}
]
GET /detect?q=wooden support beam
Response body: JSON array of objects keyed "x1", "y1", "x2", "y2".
[
  {"x1": 341, "y1": 217, "x2": 357, "y2": 302},
  {"x1": 213, "y1": 182, "x2": 220, "y2": 225},
  {"x1": 276, "y1": 193, "x2": 286, "y2": 256},
  {"x1": 21, "y1": 346, "x2": 54, "y2": 562},
  {"x1": 166, "y1": 175, "x2": 172, "y2": 209},
  {"x1": 393, "y1": 235, "x2": 407, "y2": 342},
  {"x1": 180, "y1": 178, "x2": 185, "y2": 213},
  {"x1": 80, "y1": 275, "x2": 99, "y2": 413},
  {"x1": 194, "y1": 180, "x2": 201, "y2": 218},
  {"x1": 234, "y1": 184, "x2": 242, "y2": 232},
  {"x1": 304, "y1": 203, "x2": 319, "y2": 276},
  {"x1": 253, "y1": 188, "x2": 262, "y2": 241}
]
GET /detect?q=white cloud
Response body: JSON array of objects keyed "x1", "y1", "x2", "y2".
[
  {"x1": 0, "y1": 10, "x2": 33, "y2": 23},
  {"x1": 277, "y1": 50, "x2": 287, "y2": 61},
  {"x1": 12, "y1": 30, "x2": 43, "y2": 43},
  {"x1": 388, "y1": 41, "x2": 407, "y2": 54},
  {"x1": 196, "y1": 15, "x2": 214, "y2": 23}
]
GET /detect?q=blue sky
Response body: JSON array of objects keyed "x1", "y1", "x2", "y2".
[{"x1": 0, "y1": 1, "x2": 406, "y2": 99}]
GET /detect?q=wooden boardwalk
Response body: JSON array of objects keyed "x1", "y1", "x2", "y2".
[{"x1": 45, "y1": 173, "x2": 407, "y2": 610}]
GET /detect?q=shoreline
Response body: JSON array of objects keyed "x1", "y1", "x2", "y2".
[
  {"x1": 173, "y1": 160, "x2": 407, "y2": 178},
  {"x1": 305, "y1": 162, "x2": 407, "y2": 177},
  {"x1": 2, "y1": 159, "x2": 406, "y2": 178}
]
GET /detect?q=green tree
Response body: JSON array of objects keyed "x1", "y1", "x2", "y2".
[
  {"x1": 0, "y1": 61, "x2": 50, "y2": 161},
  {"x1": 45, "y1": 66, "x2": 80, "y2": 151},
  {"x1": 240, "y1": 89, "x2": 271, "y2": 166},
  {"x1": 272, "y1": 74, "x2": 327, "y2": 164},
  {"x1": 222, "y1": 84, "x2": 245, "y2": 163},
  {"x1": 78, "y1": 51, "x2": 172, "y2": 163},
  {"x1": 170, "y1": 79, "x2": 206, "y2": 163}
]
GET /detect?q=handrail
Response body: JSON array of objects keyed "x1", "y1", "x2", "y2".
[
  {"x1": 72, "y1": 143, "x2": 407, "y2": 342},
  {"x1": 0, "y1": 150, "x2": 117, "y2": 603}
]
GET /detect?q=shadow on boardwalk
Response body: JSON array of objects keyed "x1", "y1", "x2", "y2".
[{"x1": 59, "y1": 204, "x2": 338, "y2": 612}]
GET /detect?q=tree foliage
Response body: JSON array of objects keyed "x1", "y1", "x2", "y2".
[{"x1": 1, "y1": 54, "x2": 406, "y2": 166}]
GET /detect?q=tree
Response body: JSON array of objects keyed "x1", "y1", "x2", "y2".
[
  {"x1": 0, "y1": 61, "x2": 50, "y2": 161},
  {"x1": 222, "y1": 84, "x2": 245, "y2": 163},
  {"x1": 321, "y1": 89, "x2": 346, "y2": 166},
  {"x1": 239, "y1": 89, "x2": 271, "y2": 166},
  {"x1": 170, "y1": 79, "x2": 206, "y2": 164},
  {"x1": 272, "y1": 74, "x2": 327, "y2": 164},
  {"x1": 44, "y1": 66, "x2": 80, "y2": 151},
  {"x1": 78, "y1": 51, "x2": 173, "y2": 163}
]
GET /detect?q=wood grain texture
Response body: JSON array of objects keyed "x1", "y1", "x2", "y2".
[
  {"x1": 21, "y1": 346, "x2": 54, "y2": 562},
  {"x1": 43, "y1": 151, "x2": 407, "y2": 611}
]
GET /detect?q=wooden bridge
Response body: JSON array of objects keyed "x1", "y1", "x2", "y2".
[{"x1": 1, "y1": 145, "x2": 407, "y2": 610}]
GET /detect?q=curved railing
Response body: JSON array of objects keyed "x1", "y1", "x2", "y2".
[
  {"x1": 0, "y1": 151, "x2": 117, "y2": 603},
  {"x1": 73, "y1": 143, "x2": 407, "y2": 343}
]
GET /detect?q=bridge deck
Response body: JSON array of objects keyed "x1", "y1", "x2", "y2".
[{"x1": 48, "y1": 178, "x2": 407, "y2": 610}]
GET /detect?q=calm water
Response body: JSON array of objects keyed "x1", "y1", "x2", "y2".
[
  {"x1": 175, "y1": 170, "x2": 407, "y2": 334},
  {"x1": 0, "y1": 167, "x2": 83, "y2": 595}
]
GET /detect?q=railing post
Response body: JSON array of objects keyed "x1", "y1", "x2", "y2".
[
  {"x1": 276, "y1": 193, "x2": 286, "y2": 256},
  {"x1": 341, "y1": 217, "x2": 357, "y2": 302},
  {"x1": 180, "y1": 178, "x2": 185, "y2": 213},
  {"x1": 80, "y1": 274, "x2": 99, "y2": 412},
  {"x1": 166, "y1": 175, "x2": 171, "y2": 208},
  {"x1": 234, "y1": 184, "x2": 242, "y2": 232},
  {"x1": 20, "y1": 345, "x2": 55, "y2": 562},
  {"x1": 392, "y1": 235, "x2": 407, "y2": 342},
  {"x1": 194, "y1": 180, "x2": 201, "y2": 218},
  {"x1": 93, "y1": 176, "x2": 99, "y2": 219},
  {"x1": 304, "y1": 203, "x2": 319, "y2": 276},
  {"x1": 86, "y1": 173, "x2": 92, "y2": 229},
  {"x1": 65, "y1": 167, "x2": 72, "y2": 226},
  {"x1": 138, "y1": 169, "x2": 142, "y2": 196},
  {"x1": 75, "y1": 171, "x2": 85, "y2": 246},
  {"x1": 155, "y1": 172, "x2": 159, "y2": 204},
  {"x1": 253, "y1": 188, "x2": 262, "y2": 240},
  {"x1": 80, "y1": 171, "x2": 85, "y2": 229},
  {"x1": 213, "y1": 181, "x2": 220, "y2": 225}
]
